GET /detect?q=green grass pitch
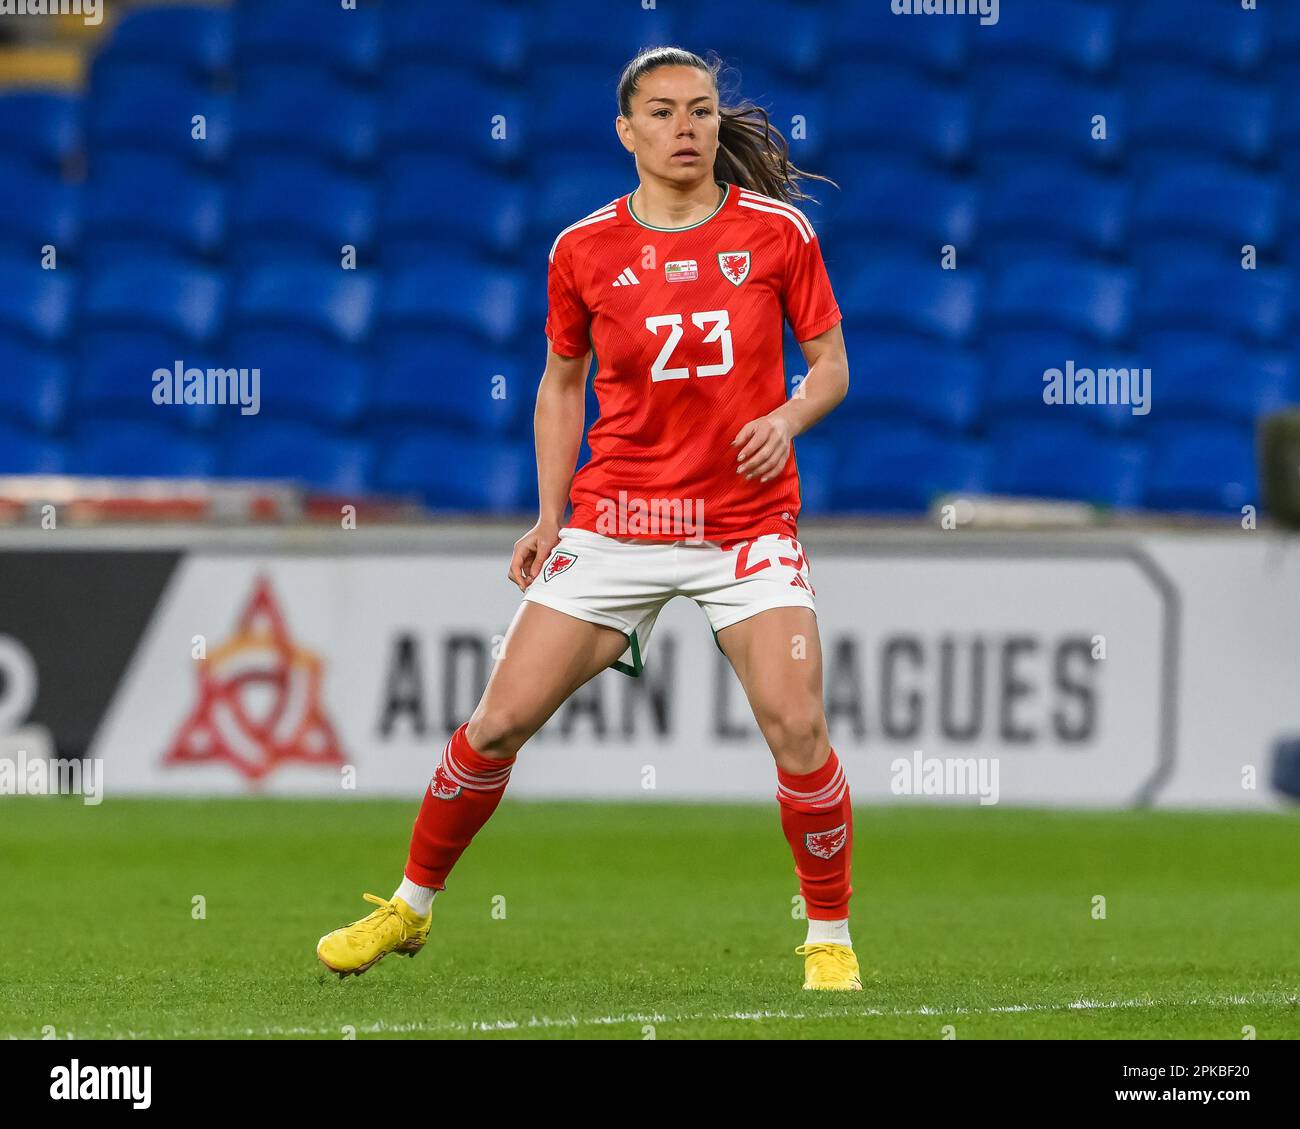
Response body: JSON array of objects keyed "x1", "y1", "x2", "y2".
[{"x1": 2, "y1": 798, "x2": 1297, "y2": 1040}]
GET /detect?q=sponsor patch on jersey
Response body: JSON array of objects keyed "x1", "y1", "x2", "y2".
[
  {"x1": 718, "y1": 251, "x2": 752, "y2": 286},
  {"x1": 543, "y1": 550, "x2": 577, "y2": 582},
  {"x1": 665, "y1": 259, "x2": 698, "y2": 283},
  {"x1": 805, "y1": 823, "x2": 847, "y2": 859}
]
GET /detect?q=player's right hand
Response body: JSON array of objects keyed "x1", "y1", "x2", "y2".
[{"x1": 509, "y1": 520, "x2": 561, "y2": 591}]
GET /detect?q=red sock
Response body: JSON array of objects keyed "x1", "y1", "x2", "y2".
[
  {"x1": 404, "y1": 722, "x2": 515, "y2": 890},
  {"x1": 776, "y1": 748, "x2": 853, "y2": 919}
]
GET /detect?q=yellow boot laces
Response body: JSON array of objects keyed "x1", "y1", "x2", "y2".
[
  {"x1": 795, "y1": 942, "x2": 861, "y2": 986},
  {"x1": 353, "y1": 893, "x2": 418, "y2": 941}
]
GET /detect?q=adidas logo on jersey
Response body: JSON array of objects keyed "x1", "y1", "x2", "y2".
[{"x1": 612, "y1": 268, "x2": 640, "y2": 287}]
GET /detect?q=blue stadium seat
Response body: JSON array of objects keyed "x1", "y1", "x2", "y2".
[
  {"x1": 83, "y1": 260, "x2": 224, "y2": 343},
  {"x1": 84, "y1": 154, "x2": 224, "y2": 261},
  {"x1": 1131, "y1": 162, "x2": 1279, "y2": 255},
  {"x1": 1140, "y1": 329, "x2": 1240, "y2": 377},
  {"x1": 1152, "y1": 350, "x2": 1291, "y2": 425},
  {"x1": 984, "y1": 332, "x2": 1148, "y2": 434},
  {"x1": 1274, "y1": 5, "x2": 1300, "y2": 66},
  {"x1": 373, "y1": 332, "x2": 520, "y2": 436},
  {"x1": 383, "y1": 259, "x2": 523, "y2": 347},
  {"x1": 1138, "y1": 263, "x2": 1290, "y2": 342},
  {"x1": 985, "y1": 331, "x2": 1079, "y2": 426},
  {"x1": 724, "y1": 62, "x2": 820, "y2": 112},
  {"x1": 975, "y1": 0, "x2": 1116, "y2": 75},
  {"x1": 226, "y1": 331, "x2": 369, "y2": 427},
  {"x1": 382, "y1": 155, "x2": 526, "y2": 260},
  {"x1": 230, "y1": 156, "x2": 374, "y2": 264},
  {"x1": 0, "y1": 166, "x2": 80, "y2": 258},
  {"x1": 1272, "y1": 88, "x2": 1300, "y2": 181},
  {"x1": 832, "y1": 424, "x2": 990, "y2": 513},
  {"x1": 530, "y1": 156, "x2": 633, "y2": 243},
  {"x1": 0, "y1": 339, "x2": 67, "y2": 431},
  {"x1": 690, "y1": 1, "x2": 825, "y2": 79},
  {"x1": 232, "y1": 262, "x2": 376, "y2": 345},
  {"x1": 824, "y1": 0, "x2": 968, "y2": 74},
  {"x1": 382, "y1": 0, "x2": 527, "y2": 76},
  {"x1": 829, "y1": 68, "x2": 970, "y2": 166},
  {"x1": 1129, "y1": 78, "x2": 1272, "y2": 165},
  {"x1": 218, "y1": 421, "x2": 374, "y2": 494},
  {"x1": 374, "y1": 431, "x2": 530, "y2": 512},
  {"x1": 76, "y1": 338, "x2": 221, "y2": 431},
  {"x1": 977, "y1": 71, "x2": 1123, "y2": 166},
  {"x1": 382, "y1": 64, "x2": 524, "y2": 168},
  {"x1": 0, "y1": 425, "x2": 64, "y2": 475},
  {"x1": 236, "y1": 66, "x2": 376, "y2": 167},
  {"x1": 839, "y1": 333, "x2": 984, "y2": 431},
  {"x1": 68, "y1": 422, "x2": 216, "y2": 477},
  {"x1": 989, "y1": 423, "x2": 1146, "y2": 507},
  {"x1": 517, "y1": 243, "x2": 554, "y2": 344},
  {"x1": 527, "y1": 2, "x2": 674, "y2": 66},
  {"x1": 1127, "y1": 242, "x2": 1242, "y2": 284},
  {"x1": 1282, "y1": 173, "x2": 1300, "y2": 258},
  {"x1": 980, "y1": 163, "x2": 1127, "y2": 258},
  {"x1": 1125, "y1": 0, "x2": 1267, "y2": 74},
  {"x1": 727, "y1": 72, "x2": 829, "y2": 163},
  {"x1": 93, "y1": 4, "x2": 232, "y2": 85},
  {"x1": 0, "y1": 92, "x2": 80, "y2": 171},
  {"x1": 826, "y1": 165, "x2": 976, "y2": 256},
  {"x1": 527, "y1": 63, "x2": 625, "y2": 158},
  {"x1": 88, "y1": 74, "x2": 231, "y2": 166},
  {"x1": 988, "y1": 260, "x2": 1133, "y2": 341},
  {"x1": 0, "y1": 257, "x2": 76, "y2": 344},
  {"x1": 1145, "y1": 423, "x2": 1258, "y2": 513},
  {"x1": 841, "y1": 261, "x2": 980, "y2": 342},
  {"x1": 236, "y1": 0, "x2": 380, "y2": 82},
  {"x1": 791, "y1": 436, "x2": 835, "y2": 515}
]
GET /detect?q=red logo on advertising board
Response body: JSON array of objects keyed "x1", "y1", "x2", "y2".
[{"x1": 163, "y1": 577, "x2": 345, "y2": 781}]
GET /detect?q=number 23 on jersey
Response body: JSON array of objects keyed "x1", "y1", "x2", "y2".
[{"x1": 644, "y1": 310, "x2": 734, "y2": 382}]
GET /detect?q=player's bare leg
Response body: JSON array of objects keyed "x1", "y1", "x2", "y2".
[
  {"x1": 465, "y1": 600, "x2": 633, "y2": 757},
  {"x1": 316, "y1": 601, "x2": 629, "y2": 977},
  {"x1": 718, "y1": 605, "x2": 831, "y2": 774},
  {"x1": 717, "y1": 605, "x2": 861, "y2": 990}
]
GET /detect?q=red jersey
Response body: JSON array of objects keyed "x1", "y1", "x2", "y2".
[{"x1": 544, "y1": 179, "x2": 842, "y2": 546}]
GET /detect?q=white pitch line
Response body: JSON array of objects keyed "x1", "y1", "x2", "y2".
[{"x1": 5, "y1": 992, "x2": 1292, "y2": 1040}]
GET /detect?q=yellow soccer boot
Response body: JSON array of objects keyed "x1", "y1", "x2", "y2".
[
  {"x1": 316, "y1": 893, "x2": 431, "y2": 978},
  {"x1": 796, "y1": 942, "x2": 863, "y2": 991}
]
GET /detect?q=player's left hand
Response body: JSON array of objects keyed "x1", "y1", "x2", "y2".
[{"x1": 731, "y1": 415, "x2": 793, "y2": 483}]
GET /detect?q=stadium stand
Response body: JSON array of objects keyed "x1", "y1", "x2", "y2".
[{"x1": 0, "y1": 0, "x2": 1294, "y2": 516}]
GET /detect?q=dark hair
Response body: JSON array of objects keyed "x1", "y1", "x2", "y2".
[{"x1": 616, "y1": 46, "x2": 838, "y2": 206}]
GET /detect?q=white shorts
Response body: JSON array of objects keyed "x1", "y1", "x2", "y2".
[{"x1": 521, "y1": 526, "x2": 817, "y2": 676}]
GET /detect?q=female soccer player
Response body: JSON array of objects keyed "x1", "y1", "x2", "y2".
[{"x1": 318, "y1": 46, "x2": 857, "y2": 990}]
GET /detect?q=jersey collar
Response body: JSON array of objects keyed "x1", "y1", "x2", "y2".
[{"x1": 624, "y1": 180, "x2": 732, "y2": 232}]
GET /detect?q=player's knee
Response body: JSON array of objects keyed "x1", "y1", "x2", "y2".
[
  {"x1": 762, "y1": 710, "x2": 829, "y2": 773},
  {"x1": 465, "y1": 708, "x2": 533, "y2": 759}
]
